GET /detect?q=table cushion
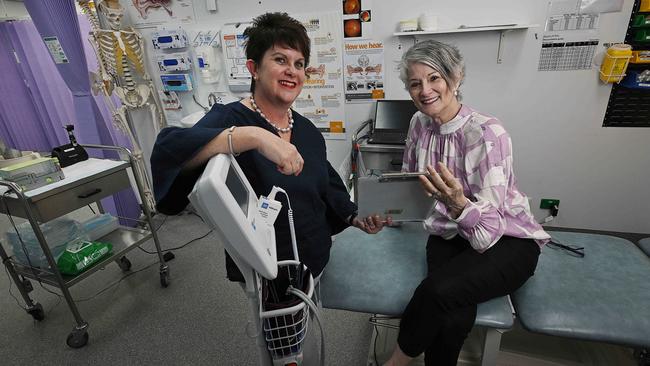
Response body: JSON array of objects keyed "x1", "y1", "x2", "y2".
[
  {"x1": 512, "y1": 231, "x2": 650, "y2": 348},
  {"x1": 639, "y1": 237, "x2": 650, "y2": 256},
  {"x1": 320, "y1": 223, "x2": 513, "y2": 329}
]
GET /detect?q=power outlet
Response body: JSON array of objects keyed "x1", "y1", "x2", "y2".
[{"x1": 540, "y1": 198, "x2": 560, "y2": 209}]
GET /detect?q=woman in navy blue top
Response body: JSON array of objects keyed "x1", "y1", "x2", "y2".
[{"x1": 151, "y1": 12, "x2": 386, "y2": 281}]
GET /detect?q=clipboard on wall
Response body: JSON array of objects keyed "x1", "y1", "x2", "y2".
[{"x1": 356, "y1": 172, "x2": 433, "y2": 222}]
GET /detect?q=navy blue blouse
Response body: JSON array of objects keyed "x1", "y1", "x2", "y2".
[{"x1": 151, "y1": 101, "x2": 357, "y2": 280}]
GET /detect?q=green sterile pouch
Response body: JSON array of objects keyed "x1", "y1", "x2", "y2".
[{"x1": 57, "y1": 240, "x2": 113, "y2": 275}]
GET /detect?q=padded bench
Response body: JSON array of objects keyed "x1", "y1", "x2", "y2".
[
  {"x1": 639, "y1": 238, "x2": 650, "y2": 257},
  {"x1": 320, "y1": 223, "x2": 513, "y2": 366},
  {"x1": 512, "y1": 231, "x2": 650, "y2": 349}
]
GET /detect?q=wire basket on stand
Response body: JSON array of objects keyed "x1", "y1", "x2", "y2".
[{"x1": 259, "y1": 259, "x2": 314, "y2": 365}]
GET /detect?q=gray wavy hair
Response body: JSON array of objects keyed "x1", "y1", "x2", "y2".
[{"x1": 398, "y1": 40, "x2": 465, "y2": 100}]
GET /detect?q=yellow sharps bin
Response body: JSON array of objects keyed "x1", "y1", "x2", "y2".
[{"x1": 599, "y1": 44, "x2": 633, "y2": 83}]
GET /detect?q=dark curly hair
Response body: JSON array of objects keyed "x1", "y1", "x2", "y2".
[{"x1": 244, "y1": 12, "x2": 311, "y2": 92}]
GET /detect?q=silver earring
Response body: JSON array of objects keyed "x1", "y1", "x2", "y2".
[{"x1": 453, "y1": 90, "x2": 458, "y2": 96}]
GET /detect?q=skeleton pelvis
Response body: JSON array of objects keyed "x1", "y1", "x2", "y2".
[
  {"x1": 89, "y1": 71, "x2": 114, "y2": 96},
  {"x1": 115, "y1": 84, "x2": 150, "y2": 108}
]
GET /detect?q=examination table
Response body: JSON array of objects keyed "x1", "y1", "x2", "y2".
[
  {"x1": 320, "y1": 225, "x2": 650, "y2": 366},
  {"x1": 320, "y1": 223, "x2": 513, "y2": 366},
  {"x1": 512, "y1": 232, "x2": 650, "y2": 349},
  {"x1": 639, "y1": 237, "x2": 650, "y2": 256}
]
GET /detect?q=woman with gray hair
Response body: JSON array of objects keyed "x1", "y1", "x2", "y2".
[{"x1": 384, "y1": 40, "x2": 550, "y2": 366}]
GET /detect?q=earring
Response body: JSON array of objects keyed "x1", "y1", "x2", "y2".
[{"x1": 453, "y1": 89, "x2": 458, "y2": 96}]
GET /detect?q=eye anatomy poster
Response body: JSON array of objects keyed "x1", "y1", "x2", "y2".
[
  {"x1": 294, "y1": 12, "x2": 347, "y2": 140},
  {"x1": 125, "y1": 0, "x2": 195, "y2": 28},
  {"x1": 343, "y1": 39, "x2": 385, "y2": 101},
  {"x1": 342, "y1": 0, "x2": 373, "y2": 39}
]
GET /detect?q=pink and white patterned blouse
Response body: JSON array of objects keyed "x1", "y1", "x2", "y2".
[{"x1": 402, "y1": 104, "x2": 550, "y2": 252}]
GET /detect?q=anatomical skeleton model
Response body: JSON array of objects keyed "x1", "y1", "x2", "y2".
[{"x1": 79, "y1": 0, "x2": 159, "y2": 211}]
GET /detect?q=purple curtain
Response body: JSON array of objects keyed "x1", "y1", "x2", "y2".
[
  {"x1": 1, "y1": 0, "x2": 141, "y2": 222},
  {"x1": 24, "y1": 0, "x2": 100, "y2": 145},
  {"x1": 0, "y1": 21, "x2": 71, "y2": 151}
]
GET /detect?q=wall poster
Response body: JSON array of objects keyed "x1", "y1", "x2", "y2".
[
  {"x1": 538, "y1": 0, "x2": 601, "y2": 71},
  {"x1": 125, "y1": 0, "x2": 195, "y2": 28},
  {"x1": 342, "y1": 0, "x2": 374, "y2": 39},
  {"x1": 343, "y1": 39, "x2": 385, "y2": 101},
  {"x1": 221, "y1": 22, "x2": 253, "y2": 92},
  {"x1": 294, "y1": 12, "x2": 347, "y2": 140}
]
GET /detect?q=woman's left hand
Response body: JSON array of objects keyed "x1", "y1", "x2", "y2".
[
  {"x1": 419, "y1": 162, "x2": 468, "y2": 219},
  {"x1": 352, "y1": 214, "x2": 391, "y2": 234}
]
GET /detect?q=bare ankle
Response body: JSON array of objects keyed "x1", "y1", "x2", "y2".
[{"x1": 384, "y1": 344, "x2": 413, "y2": 366}]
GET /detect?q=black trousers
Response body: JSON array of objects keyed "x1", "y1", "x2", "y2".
[{"x1": 397, "y1": 235, "x2": 541, "y2": 366}]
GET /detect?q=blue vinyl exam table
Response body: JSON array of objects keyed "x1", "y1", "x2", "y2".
[
  {"x1": 320, "y1": 223, "x2": 513, "y2": 366},
  {"x1": 320, "y1": 224, "x2": 650, "y2": 366}
]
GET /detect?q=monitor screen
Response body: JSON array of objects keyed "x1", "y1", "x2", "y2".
[
  {"x1": 374, "y1": 100, "x2": 418, "y2": 130},
  {"x1": 226, "y1": 167, "x2": 248, "y2": 215}
]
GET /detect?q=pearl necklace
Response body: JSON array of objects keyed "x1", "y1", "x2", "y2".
[{"x1": 249, "y1": 96, "x2": 294, "y2": 133}]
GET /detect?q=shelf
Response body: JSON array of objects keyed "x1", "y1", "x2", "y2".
[
  {"x1": 11, "y1": 226, "x2": 152, "y2": 287},
  {"x1": 393, "y1": 23, "x2": 537, "y2": 37},
  {"x1": 393, "y1": 23, "x2": 538, "y2": 64}
]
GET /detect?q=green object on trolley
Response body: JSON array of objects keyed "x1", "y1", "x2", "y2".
[{"x1": 57, "y1": 240, "x2": 113, "y2": 275}]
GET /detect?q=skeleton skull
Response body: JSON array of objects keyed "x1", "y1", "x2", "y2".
[{"x1": 97, "y1": 0, "x2": 124, "y2": 30}]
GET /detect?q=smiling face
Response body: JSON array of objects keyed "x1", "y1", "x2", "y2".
[
  {"x1": 406, "y1": 62, "x2": 461, "y2": 124},
  {"x1": 247, "y1": 45, "x2": 306, "y2": 108}
]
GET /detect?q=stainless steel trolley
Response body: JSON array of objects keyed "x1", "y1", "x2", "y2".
[{"x1": 0, "y1": 144, "x2": 169, "y2": 348}]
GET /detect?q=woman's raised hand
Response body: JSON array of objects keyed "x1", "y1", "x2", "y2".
[
  {"x1": 352, "y1": 214, "x2": 391, "y2": 234},
  {"x1": 256, "y1": 129, "x2": 304, "y2": 176},
  {"x1": 419, "y1": 162, "x2": 468, "y2": 218}
]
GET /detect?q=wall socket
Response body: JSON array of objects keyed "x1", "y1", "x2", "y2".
[{"x1": 540, "y1": 199, "x2": 560, "y2": 209}]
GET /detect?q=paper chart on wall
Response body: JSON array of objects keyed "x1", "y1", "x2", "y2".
[
  {"x1": 125, "y1": 0, "x2": 195, "y2": 29},
  {"x1": 343, "y1": 39, "x2": 385, "y2": 101},
  {"x1": 294, "y1": 12, "x2": 347, "y2": 140},
  {"x1": 221, "y1": 22, "x2": 253, "y2": 92},
  {"x1": 538, "y1": 0, "x2": 601, "y2": 71}
]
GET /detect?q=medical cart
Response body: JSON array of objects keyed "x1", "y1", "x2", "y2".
[
  {"x1": 0, "y1": 144, "x2": 169, "y2": 348},
  {"x1": 350, "y1": 120, "x2": 405, "y2": 203}
]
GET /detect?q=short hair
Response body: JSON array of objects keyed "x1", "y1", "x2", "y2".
[
  {"x1": 244, "y1": 12, "x2": 311, "y2": 92},
  {"x1": 398, "y1": 40, "x2": 465, "y2": 99}
]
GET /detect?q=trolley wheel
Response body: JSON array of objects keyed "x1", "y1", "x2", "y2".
[
  {"x1": 160, "y1": 269, "x2": 170, "y2": 288},
  {"x1": 118, "y1": 256, "x2": 132, "y2": 272},
  {"x1": 27, "y1": 303, "x2": 45, "y2": 321},
  {"x1": 66, "y1": 330, "x2": 89, "y2": 348}
]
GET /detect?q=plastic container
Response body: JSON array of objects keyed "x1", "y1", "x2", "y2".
[
  {"x1": 630, "y1": 50, "x2": 650, "y2": 64},
  {"x1": 7, "y1": 217, "x2": 86, "y2": 269},
  {"x1": 599, "y1": 44, "x2": 633, "y2": 83},
  {"x1": 80, "y1": 213, "x2": 119, "y2": 241},
  {"x1": 620, "y1": 70, "x2": 650, "y2": 89},
  {"x1": 418, "y1": 13, "x2": 438, "y2": 31},
  {"x1": 641, "y1": 0, "x2": 650, "y2": 12},
  {"x1": 399, "y1": 19, "x2": 418, "y2": 32},
  {"x1": 632, "y1": 14, "x2": 650, "y2": 27},
  {"x1": 635, "y1": 29, "x2": 650, "y2": 42}
]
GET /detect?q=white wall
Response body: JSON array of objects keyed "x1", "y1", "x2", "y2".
[
  {"x1": 8, "y1": 0, "x2": 648, "y2": 233},
  {"x1": 154, "y1": 0, "x2": 648, "y2": 233}
]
